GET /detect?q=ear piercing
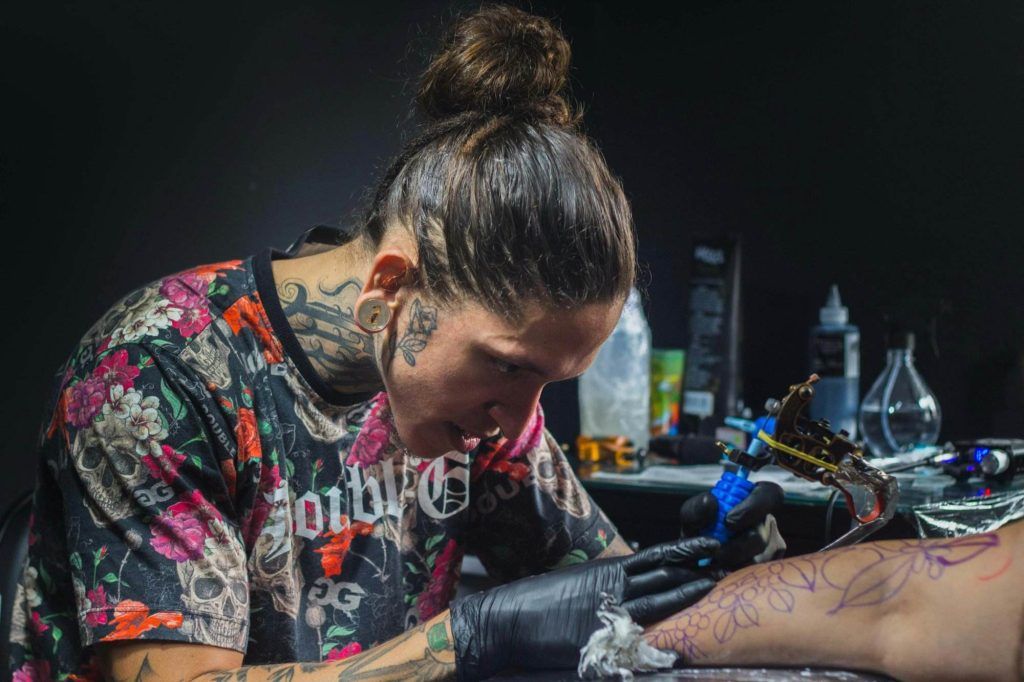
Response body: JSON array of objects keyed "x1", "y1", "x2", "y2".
[
  {"x1": 356, "y1": 298, "x2": 392, "y2": 333},
  {"x1": 355, "y1": 268, "x2": 415, "y2": 333}
]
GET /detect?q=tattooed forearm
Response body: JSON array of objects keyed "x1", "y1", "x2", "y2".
[
  {"x1": 276, "y1": 278, "x2": 381, "y2": 392},
  {"x1": 133, "y1": 654, "x2": 157, "y2": 681},
  {"x1": 396, "y1": 299, "x2": 437, "y2": 367},
  {"x1": 195, "y1": 613, "x2": 456, "y2": 682},
  {"x1": 267, "y1": 667, "x2": 295, "y2": 682},
  {"x1": 337, "y1": 649, "x2": 451, "y2": 681},
  {"x1": 426, "y1": 621, "x2": 452, "y2": 653},
  {"x1": 335, "y1": 615, "x2": 454, "y2": 681}
]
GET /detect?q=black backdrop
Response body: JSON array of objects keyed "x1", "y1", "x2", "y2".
[{"x1": 3, "y1": 1, "x2": 1023, "y2": 509}]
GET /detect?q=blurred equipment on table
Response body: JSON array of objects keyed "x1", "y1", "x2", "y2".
[
  {"x1": 648, "y1": 434, "x2": 724, "y2": 465},
  {"x1": 937, "y1": 439, "x2": 1024, "y2": 483},
  {"x1": 650, "y1": 349, "x2": 685, "y2": 437},
  {"x1": 912, "y1": 487, "x2": 1024, "y2": 538},
  {"x1": 576, "y1": 435, "x2": 642, "y2": 469},
  {"x1": 808, "y1": 285, "x2": 860, "y2": 437},
  {"x1": 682, "y1": 235, "x2": 742, "y2": 433},
  {"x1": 578, "y1": 287, "x2": 652, "y2": 450}
]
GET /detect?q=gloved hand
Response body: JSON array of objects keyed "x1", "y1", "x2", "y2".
[
  {"x1": 679, "y1": 481, "x2": 786, "y2": 569},
  {"x1": 450, "y1": 537, "x2": 719, "y2": 681}
]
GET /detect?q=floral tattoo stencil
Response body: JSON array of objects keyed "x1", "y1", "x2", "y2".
[
  {"x1": 647, "y1": 534, "x2": 1002, "y2": 661},
  {"x1": 397, "y1": 299, "x2": 438, "y2": 367}
]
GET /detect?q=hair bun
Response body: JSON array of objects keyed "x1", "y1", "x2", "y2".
[{"x1": 416, "y1": 4, "x2": 578, "y2": 126}]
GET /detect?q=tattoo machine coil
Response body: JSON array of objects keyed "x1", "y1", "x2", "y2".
[{"x1": 702, "y1": 375, "x2": 900, "y2": 551}]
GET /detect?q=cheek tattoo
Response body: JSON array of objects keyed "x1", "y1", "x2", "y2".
[{"x1": 396, "y1": 298, "x2": 439, "y2": 367}]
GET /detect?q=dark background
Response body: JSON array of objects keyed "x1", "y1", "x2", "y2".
[{"x1": 3, "y1": 1, "x2": 1023, "y2": 509}]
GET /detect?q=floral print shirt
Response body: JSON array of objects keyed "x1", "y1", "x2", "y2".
[{"x1": 8, "y1": 230, "x2": 620, "y2": 681}]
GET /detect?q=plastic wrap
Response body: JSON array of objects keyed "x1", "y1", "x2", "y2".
[{"x1": 912, "y1": 488, "x2": 1024, "y2": 538}]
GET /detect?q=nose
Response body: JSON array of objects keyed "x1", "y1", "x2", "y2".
[{"x1": 487, "y1": 385, "x2": 544, "y2": 442}]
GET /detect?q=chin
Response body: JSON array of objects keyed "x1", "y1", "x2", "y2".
[{"x1": 399, "y1": 423, "x2": 452, "y2": 459}]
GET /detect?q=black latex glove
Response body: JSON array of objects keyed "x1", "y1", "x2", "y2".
[
  {"x1": 679, "y1": 480, "x2": 785, "y2": 569},
  {"x1": 450, "y1": 537, "x2": 719, "y2": 681}
]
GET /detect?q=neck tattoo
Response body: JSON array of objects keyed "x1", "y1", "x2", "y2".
[{"x1": 276, "y1": 276, "x2": 383, "y2": 395}]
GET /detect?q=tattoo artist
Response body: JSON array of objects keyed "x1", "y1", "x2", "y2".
[{"x1": 11, "y1": 5, "x2": 784, "y2": 682}]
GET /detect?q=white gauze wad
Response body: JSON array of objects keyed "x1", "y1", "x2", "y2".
[{"x1": 577, "y1": 593, "x2": 677, "y2": 680}]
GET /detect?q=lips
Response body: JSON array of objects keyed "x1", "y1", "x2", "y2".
[{"x1": 446, "y1": 421, "x2": 483, "y2": 454}]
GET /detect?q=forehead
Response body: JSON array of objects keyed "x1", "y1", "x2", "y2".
[{"x1": 463, "y1": 298, "x2": 625, "y2": 380}]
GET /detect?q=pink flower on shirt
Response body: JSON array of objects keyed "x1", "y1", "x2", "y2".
[
  {"x1": 141, "y1": 445, "x2": 186, "y2": 485},
  {"x1": 168, "y1": 489, "x2": 224, "y2": 526},
  {"x1": 159, "y1": 273, "x2": 208, "y2": 310},
  {"x1": 327, "y1": 641, "x2": 363, "y2": 661},
  {"x1": 417, "y1": 539, "x2": 464, "y2": 621},
  {"x1": 65, "y1": 377, "x2": 107, "y2": 427},
  {"x1": 85, "y1": 585, "x2": 109, "y2": 627},
  {"x1": 172, "y1": 306, "x2": 213, "y2": 338},
  {"x1": 149, "y1": 512, "x2": 207, "y2": 562},
  {"x1": 165, "y1": 489, "x2": 229, "y2": 545},
  {"x1": 93, "y1": 349, "x2": 140, "y2": 393},
  {"x1": 347, "y1": 393, "x2": 396, "y2": 468},
  {"x1": 28, "y1": 611, "x2": 48, "y2": 636},
  {"x1": 161, "y1": 273, "x2": 213, "y2": 338},
  {"x1": 12, "y1": 659, "x2": 50, "y2": 682}
]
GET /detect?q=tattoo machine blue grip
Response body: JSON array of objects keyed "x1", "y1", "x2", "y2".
[
  {"x1": 704, "y1": 468, "x2": 754, "y2": 543},
  {"x1": 697, "y1": 416, "x2": 775, "y2": 566}
]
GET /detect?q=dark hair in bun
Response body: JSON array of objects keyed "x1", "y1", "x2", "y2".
[
  {"x1": 416, "y1": 3, "x2": 579, "y2": 127},
  {"x1": 359, "y1": 3, "x2": 635, "y2": 318}
]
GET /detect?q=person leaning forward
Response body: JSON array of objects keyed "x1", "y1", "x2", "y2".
[{"x1": 8, "y1": 5, "x2": 782, "y2": 682}]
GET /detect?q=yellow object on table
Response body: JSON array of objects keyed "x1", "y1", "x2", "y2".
[{"x1": 576, "y1": 434, "x2": 638, "y2": 467}]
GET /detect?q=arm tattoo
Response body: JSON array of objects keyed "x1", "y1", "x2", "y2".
[
  {"x1": 337, "y1": 649, "x2": 451, "y2": 681},
  {"x1": 396, "y1": 299, "x2": 438, "y2": 367},
  {"x1": 335, "y1": 618, "x2": 454, "y2": 681},
  {"x1": 427, "y1": 622, "x2": 452, "y2": 653},
  {"x1": 202, "y1": 619, "x2": 456, "y2": 681},
  {"x1": 207, "y1": 674, "x2": 235, "y2": 682},
  {"x1": 276, "y1": 277, "x2": 381, "y2": 392},
  {"x1": 648, "y1": 534, "x2": 1002, "y2": 661},
  {"x1": 267, "y1": 667, "x2": 295, "y2": 682},
  {"x1": 133, "y1": 654, "x2": 157, "y2": 682}
]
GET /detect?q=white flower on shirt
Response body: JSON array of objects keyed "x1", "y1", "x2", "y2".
[
  {"x1": 23, "y1": 566, "x2": 42, "y2": 608},
  {"x1": 107, "y1": 289, "x2": 183, "y2": 346},
  {"x1": 146, "y1": 300, "x2": 184, "y2": 329},
  {"x1": 107, "y1": 384, "x2": 141, "y2": 420},
  {"x1": 103, "y1": 385, "x2": 167, "y2": 457}
]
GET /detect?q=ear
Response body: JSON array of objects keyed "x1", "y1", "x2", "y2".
[{"x1": 356, "y1": 250, "x2": 419, "y2": 326}]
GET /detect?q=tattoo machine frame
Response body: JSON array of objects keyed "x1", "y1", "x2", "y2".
[{"x1": 703, "y1": 375, "x2": 900, "y2": 552}]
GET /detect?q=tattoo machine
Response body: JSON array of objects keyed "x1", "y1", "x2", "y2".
[{"x1": 701, "y1": 375, "x2": 900, "y2": 552}]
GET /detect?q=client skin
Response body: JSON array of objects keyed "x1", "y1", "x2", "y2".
[{"x1": 644, "y1": 520, "x2": 1024, "y2": 681}]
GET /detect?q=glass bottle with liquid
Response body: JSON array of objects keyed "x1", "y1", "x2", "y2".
[{"x1": 859, "y1": 330, "x2": 941, "y2": 458}]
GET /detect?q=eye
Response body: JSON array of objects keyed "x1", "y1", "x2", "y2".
[{"x1": 492, "y1": 358, "x2": 521, "y2": 375}]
